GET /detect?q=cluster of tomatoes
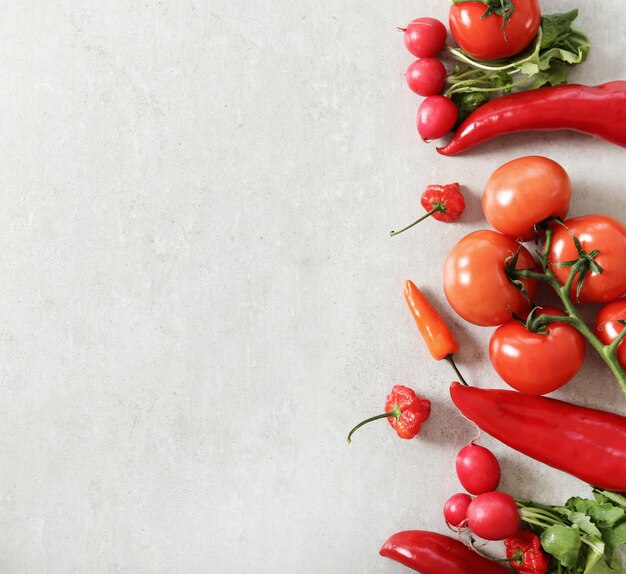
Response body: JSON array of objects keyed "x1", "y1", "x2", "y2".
[
  {"x1": 443, "y1": 155, "x2": 626, "y2": 395},
  {"x1": 402, "y1": 1, "x2": 542, "y2": 141}
]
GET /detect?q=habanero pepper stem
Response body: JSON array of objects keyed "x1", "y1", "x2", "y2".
[
  {"x1": 390, "y1": 206, "x2": 439, "y2": 237},
  {"x1": 404, "y1": 280, "x2": 468, "y2": 385},
  {"x1": 509, "y1": 225, "x2": 626, "y2": 395}
]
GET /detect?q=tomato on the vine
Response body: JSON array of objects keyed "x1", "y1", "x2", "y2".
[
  {"x1": 490, "y1": 307, "x2": 586, "y2": 395},
  {"x1": 548, "y1": 215, "x2": 626, "y2": 303},
  {"x1": 444, "y1": 230, "x2": 537, "y2": 326},
  {"x1": 483, "y1": 156, "x2": 571, "y2": 241},
  {"x1": 595, "y1": 298, "x2": 626, "y2": 370},
  {"x1": 449, "y1": 0, "x2": 541, "y2": 60}
]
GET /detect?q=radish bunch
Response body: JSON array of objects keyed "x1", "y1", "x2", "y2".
[
  {"x1": 400, "y1": 18, "x2": 458, "y2": 140},
  {"x1": 444, "y1": 442, "x2": 519, "y2": 541}
]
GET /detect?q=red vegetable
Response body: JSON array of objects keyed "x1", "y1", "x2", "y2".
[
  {"x1": 595, "y1": 298, "x2": 626, "y2": 369},
  {"x1": 450, "y1": 382, "x2": 626, "y2": 491},
  {"x1": 391, "y1": 183, "x2": 465, "y2": 237},
  {"x1": 467, "y1": 491, "x2": 520, "y2": 541},
  {"x1": 406, "y1": 58, "x2": 447, "y2": 96},
  {"x1": 505, "y1": 529, "x2": 550, "y2": 574},
  {"x1": 482, "y1": 156, "x2": 571, "y2": 241},
  {"x1": 347, "y1": 385, "x2": 430, "y2": 443},
  {"x1": 444, "y1": 493, "x2": 472, "y2": 527},
  {"x1": 417, "y1": 96, "x2": 459, "y2": 141},
  {"x1": 548, "y1": 215, "x2": 626, "y2": 303},
  {"x1": 449, "y1": 0, "x2": 541, "y2": 60},
  {"x1": 456, "y1": 443, "x2": 501, "y2": 494},
  {"x1": 380, "y1": 530, "x2": 510, "y2": 573},
  {"x1": 437, "y1": 82, "x2": 626, "y2": 156},
  {"x1": 401, "y1": 18, "x2": 448, "y2": 58},
  {"x1": 443, "y1": 230, "x2": 537, "y2": 326},
  {"x1": 489, "y1": 307, "x2": 586, "y2": 395}
]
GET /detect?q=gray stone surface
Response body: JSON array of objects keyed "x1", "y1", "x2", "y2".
[{"x1": 0, "y1": 1, "x2": 625, "y2": 572}]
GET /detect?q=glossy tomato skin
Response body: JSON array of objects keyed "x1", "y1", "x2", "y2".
[
  {"x1": 490, "y1": 307, "x2": 586, "y2": 395},
  {"x1": 449, "y1": 0, "x2": 541, "y2": 60},
  {"x1": 483, "y1": 156, "x2": 571, "y2": 241},
  {"x1": 595, "y1": 298, "x2": 626, "y2": 370},
  {"x1": 549, "y1": 215, "x2": 626, "y2": 303},
  {"x1": 444, "y1": 230, "x2": 537, "y2": 326}
]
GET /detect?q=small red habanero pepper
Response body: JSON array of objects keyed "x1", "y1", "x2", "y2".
[
  {"x1": 380, "y1": 530, "x2": 510, "y2": 574},
  {"x1": 505, "y1": 529, "x2": 550, "y2": 574},
  {"x1": 390, "y1": 183, "x2": 465, "y2": 237},
  {"x1": 437, "y1": 81, "x2": 626, "y2": 156},
  {"x1": 347, "y1": 385, "x2": 430, "y2": 443},
  {"x1": 450, "y1": 382, "x2": 626, "y2": 491},
  {"x1": 404, "y1": 280, "x2": 467, "y2": 384}
]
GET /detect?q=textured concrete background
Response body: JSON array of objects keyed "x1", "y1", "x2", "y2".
[{"x1": 0, "y1": 1, "x2": 625, "y2": 572}]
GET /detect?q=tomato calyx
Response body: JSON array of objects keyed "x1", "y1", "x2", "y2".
[
  {"x1": 504, "y1": 245, "x2": 533, "y2": 304},
  {"x1": 450, "y1": 0, "x2": 515, "y2": 38},
  {"x1": 550, "y1": 220, "x2": 604, "y2": 302}
]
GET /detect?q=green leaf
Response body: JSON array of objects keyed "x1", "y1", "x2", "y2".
[
  {"x1": 540, "y1": 10, "x2": 579, "y2": 48},
  {"x1": 451, "y1": 91, "x2": 490, "y2": 124},
  {"x1": 569, "y1": 499, "x2": 626, "y2": 528},
  {"x1": 561, "y1": 510, "x2": 603, "y2": 539},
  {"x1": 541, "y1": 524, "x2": 582, "y2": 568},
  {"x1": 568, "y1": 498, "x2": 626, "y2": 556},
  {"x1": 584, "y1": 551, "x2": 625, "y2": 574}
]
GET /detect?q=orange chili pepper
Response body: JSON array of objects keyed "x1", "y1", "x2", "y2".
[{"x1": 404, "y1": 279, "x2": 467, "y2": 384}]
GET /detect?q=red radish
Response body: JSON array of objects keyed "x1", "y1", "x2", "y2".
[
  {"x1": 444, "y1": 493, "x2": 472, "y2": 527},
  {"x1": 417, "y1": 96, "x2": 458, "y2": 141},
  {"x1": 406, "y1": 59, "x2": 446, "y2": 96},
  {"x1": 401, "y1": 18, "x2": 447, "y2": 58},
  {"x1": 456, "y1": 443, "x2": 501, "y2": 494},
  {"x1": 467, "y1": 492, "x2": 519, "y2": 540}
]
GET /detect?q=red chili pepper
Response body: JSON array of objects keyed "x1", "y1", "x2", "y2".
[
  {"x1": 380, "y1": 530, "x2": 510, "y2": 574},
  {"x1": 505, "y1": 529, "x2": 550, "y2": 574},
  {"x1": 390, "y1": 183, "x2": 464, "y2": 236},
  {"x1": 437, "y1": 82, "x2": 626, "y2": 156},
  {"x1": 450, "y1": 382, "x2": 626, "y2": 491},
  {"x1": 347, "y1": 385, "x2": 430, "y2": 443}
]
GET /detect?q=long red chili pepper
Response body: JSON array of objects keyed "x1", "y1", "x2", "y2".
[
  {"x1": 380, "y1": 530, "x2": 510, "y2": 573},
  {"x1": 437, "y1": 82, "x2": 626, "y2": 156},
  {"x1": 450, "y1": 382, "x2": 626, "y2": 491}
]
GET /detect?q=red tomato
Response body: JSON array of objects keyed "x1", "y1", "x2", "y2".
[
  {"x1": 483, "y1": 156, "x2": 571, "y2": 241},
  {"x1": 595, "y1": 298, "x2": 626, "y2": 370},
  {"x1": 489, "y1": 307, "x2": 586, "y2": 395},
  {"x1": 444, "y1": 230, "x2": 537, "y2": 326},
  {"x1": 548, "y1": 215, "x2": 626, "y2": 303},
  {"x1": 449, "y1": 0, "x2": 541, "y2": 60}
]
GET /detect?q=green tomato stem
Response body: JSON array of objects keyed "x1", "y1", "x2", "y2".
[{"x1": 511, "y1": 261, "x2": 626, "y2": 395}]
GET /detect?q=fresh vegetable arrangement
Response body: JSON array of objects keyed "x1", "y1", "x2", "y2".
[
  {"x1": 399, "y1": 2, "x2": 626, "y2": 151},
  {"x1": 348, "y1": 2, "x2": 626, "y2": 572}
]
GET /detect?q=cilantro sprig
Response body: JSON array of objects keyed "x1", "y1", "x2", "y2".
[{"x1": 444, "y1": 10, "x2": 590, "y2": 122}]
